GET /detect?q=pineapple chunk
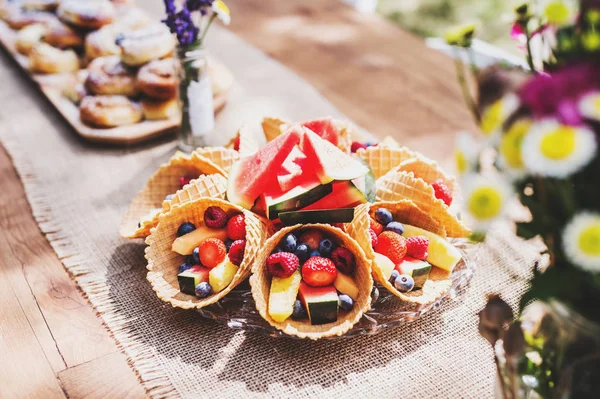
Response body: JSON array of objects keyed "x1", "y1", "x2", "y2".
[
  {"x1": 334, "y1": 272, "x2": 359, "y2": 300},
  {"x1": 171, "y1": 226, "x2": 228, "y2": 255},
  {"x1": 209, "y1": 260, "x2": 239, "y2": 293},
  {"x1": 402, "y1": 224, "x2": 462, "y2": 272},
  {"x1": 374, "y1": 253, "x2": 395, "y2": 280},
  {"x1": 268, "y1": 270, "x2": 302, "y2": 322}
]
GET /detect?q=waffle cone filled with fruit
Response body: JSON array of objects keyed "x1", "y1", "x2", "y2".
[
  {"x1": 347, "y1": 201, "x2": 460, "y2": 307},
  {"x1": 120, "y1": 151, "x2": 227, "y2": 239},
  {"x1": 250, "y1": 224, "x2": 373, "y2": 339},
  {"x1": 145, "y1": 198, "x2": 268, "y2": 309},
  {"x1": 193, "y1": 147, "x2": 240, "y2": 174}
]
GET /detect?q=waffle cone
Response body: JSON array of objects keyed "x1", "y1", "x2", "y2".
[
  {"x1": 226, "y1": 126, "x2": 260, "y2": 157},
  {"x1": 146, "y1": 198, "x2": 268, "y2": 309},
  {"x1": 396, "y1": 156, "x2": 460, "y2": 198},
  {"x1": 347, "y1": 202, "x2": 452, "y2": 307},
  {"x1": 261, "y1": 117, "x2": 289, "y2": 142},
  {"x1": 193, "y1": 147, "x2": 240, "y2": 174},
  {"x1": 161, "y1": 173, "x2": 228, "y2": 213},
  {"x1": 333, "y1": 119, "x2": 353, "y2": 154},
  {"x1": 355, "y1": 146, "x2": 418, "y2": 179},
  {"x1": 119, "y1": 152, "x2": 226, "y2": 239},
  {"x1": 376, "y1": 170, "x2": 471, "y2": 238},
  {"x1": 250, "y1": 224, "x2": 373, "y2": 339}
]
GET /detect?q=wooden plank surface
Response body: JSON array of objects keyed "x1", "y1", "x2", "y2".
[{"x1": 0, "y1": 0, "x2": 472, "y2": 397}]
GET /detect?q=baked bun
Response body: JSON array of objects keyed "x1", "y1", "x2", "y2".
[
  {"x1": 80, "y1": 95, "x2": 143, "y2": 127},
  {"x1": 118, "y1": 24, "x2": 175, "y2": 67},
  {"x1": 29, "y1": 42, "x2": 79, "y2": 74},
  {"x1": 21, "y1": 0, "x2": 59, "y2": 12},
  {"x1": 57, "y1": 0, "x2": 115, "y2": 30},
  {"x1": 113, "y1": 6, "x2": 150, "y2": 31},
  {"x1": 141, "y1": 97, "x2": 179, "y2": 120},
  {"x1": 4, "y1": 9, "x2": 56, "y2": 29},
  {"x1": 63, "y1": 70, "x2": 89, "y2": 104},
  {"x1": 84, "y1": 24, "x2": 120, "y2": 60},
  {"x1": 85, "y1": 55, "x2": 138, "y2": 96},
  {"x1": 136, "y1": 58, "x2": 177, "y2": 100},
  {"x1": 15, "y1": 23, "x2": 47, "y2": 55},
  {"x1": 43, "y1": 21, "x2": 84, "y2": 48}
]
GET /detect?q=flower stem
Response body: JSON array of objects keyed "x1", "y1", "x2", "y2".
[
  {"x1": 452, "y1": 48, "x2": 481, "y2": 124},
  {"x1": 199, "y1": 14, "x2": 217, "y2": 45}
]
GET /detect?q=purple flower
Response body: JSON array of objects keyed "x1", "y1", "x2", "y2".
[
  {"x1": 162, "y1": 0, "x2": 199, "y2": 47},
  {"x1": 187, "y1": 0, "x2": 214, "y2": 14}
]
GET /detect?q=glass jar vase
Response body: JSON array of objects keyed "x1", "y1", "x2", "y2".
[
  {"x1": 177, "y1": 46, "x2": 215, "y2": 152},
  {"x1": 495, "y1": 300, "x2": 600, "y2": 399}
]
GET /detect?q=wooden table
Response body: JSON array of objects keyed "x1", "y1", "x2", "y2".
[{"x1": 0, "y1": 1, "x2": 472, "y2": 397}]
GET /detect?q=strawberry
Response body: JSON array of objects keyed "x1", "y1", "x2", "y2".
[
  {"x1": 179, "y1": 176, "x2": 193, "y2": 189},
  {"x1": 431, "y1": 179, "x2": 453, "y2": 206},
  {"x1": 350, "y1": 141, "x2": 368, "y2": 153},
  {"x1": 331, "y1": 247, "x2": 356, "y2": 275},
  {"x1": 198, "y1": 238, "x2": 226, "y2": 268},
  {"x1": 369, "y1": 228, "x2": 378, "y2": 248},
  {"x1": 226, "y1": 214, "x2": 246, "y2": 241},
  {"x1": 233, "y1": 135, "x2": 241, "y2": 151},
  {"x1": 204, "y1": 206, "x2": 229, "y2": 229},
  {"x1": 299, "y1": 229, "x2": 324, "y2": 250},
  {"x1": 406, "y1": 236, "x2": 429, "y2": 260},
  {"x1": 375, "y1": 231, "x2": 407, "y2": 264},
  {"x1": 228, "y1": 239, "x2": 246, "y2": 266},
  {"x1": 370, "y1": 218, "x2": 383, "y2": 235},
  {"x1": 302, "y1": 256, "x2": 337, "y2": 287},
  {"x1": 267, "y1": 252, "x2": 299, "y2": 278}
]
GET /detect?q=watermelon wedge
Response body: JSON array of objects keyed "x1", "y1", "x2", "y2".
[
  {"x1": 227, "y1": 127, "x2": 303, "y2": 209},
  {"x1": 301, "y1": 117, "x2": 340, "y2": 146},
  {"x1": 300, "y1": 128, "x2": 369, "y2": 184},
  {"x1": 303, "y1": 181, "x2": 367, "y2": 211},
  {"x1": 277, "y1": 146, "x2": 316, "y2": 192}
]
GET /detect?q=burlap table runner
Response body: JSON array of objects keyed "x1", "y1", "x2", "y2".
[{"x1": 0, "y1": 20, "x2": 539, "y2": 399}]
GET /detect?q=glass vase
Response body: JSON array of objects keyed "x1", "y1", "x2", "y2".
[
  {"x1": 495, "y1": 300, "x2": 600, "y2": 399},
  {"x1": 177, "y1": 45, "x2": 215, "y2": 152}
]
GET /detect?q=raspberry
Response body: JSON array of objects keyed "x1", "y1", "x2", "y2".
[
  {"x1": 299, "y1": 229, "x2": 324, "y2": 250},
  {"x1": 233, "y1": 135, "x2": 241, "y2": 151},
  {"x1": 226, "y1": 214, "x2": 246, "y2": 240},
  {"x1": 431, "y1": 179, "x2": 453, "y2": 206},
  {"x1": 267, "y1": 252, "x2": 299, "y2": 278},
  {"x1": 350, "y1": 141, "x2": 368, "y2": 153},
  {"x1": 370, "y1": 218, "x2": 383, "y2": 235},
  {"x1": 375, "y1": 231, "x2": 407, "y2": 264},
  {"x1": 302, "y1": 257, "x2": 337, "y2": 287},
  {"x1": 179, "y1": 176, "x2": 193, "y2": 189},
  {"x1": 331, "y1": 247, "x2": 356, "y2": 275},
  {"x1": 369, "y1": 228, "x2": 378, "y2": 248},
  {"x1": 228, "y1": 240, "x2": 246, "y2": 266},
  {"x1": 406, "y1": 236, "x2": 429, "y2": 260},
  {"x1": 198, "y1": 238, "x2": 226, "y2": 268},
  {"x1": 204, "y1": 206, "x2": 229, "y2": 229}
]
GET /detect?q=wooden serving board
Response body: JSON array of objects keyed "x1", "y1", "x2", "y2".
[{"x1": 0, "y1": 21, "x2": 228, "y2": 145}]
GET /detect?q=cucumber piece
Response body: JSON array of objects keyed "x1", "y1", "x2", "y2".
[{"x1": 279, "y1": 208, "x2": 355, "y2": 225}]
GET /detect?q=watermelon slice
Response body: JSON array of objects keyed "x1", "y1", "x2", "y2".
[
  {"x1": 302, "y1": 181, "x2": 367, "y2": 211},
  {"x1": 227, "y1": 127, "x2": 303, "y2": 209},
  {"x1": 302, "y1": 117, "x2": 340, "y2": 146},
  {"x1": 276, "y1": 146, "x2": 316, "y2": 192},
  {"x1": 300, "y1": 129, "x2": 369, "y2": 184}
]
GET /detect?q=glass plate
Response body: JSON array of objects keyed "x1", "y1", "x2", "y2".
[{"x1": 197, "y1": 240, "x2": 478, "y2": 338}]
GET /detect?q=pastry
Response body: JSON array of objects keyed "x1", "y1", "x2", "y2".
[
  {"x1": 118, "y1": 23, "x2": 175, "y2": 67},
  {"x1": 79, "y1": 95, "x2": 143, "y2": 127},
  {"x1": 136, "y1": 58, "x2": 177, "y2": 100},
  {"x1": 84, "y1": 24, "x2": 121, "y2": 60},
  {"x1": 4, "y1": 8, "x2": 56, "y2": 29},
  {"x1": 57, "y1": 0, "x2": 115, "y2": 30},
  {"x1": 85, "y1": 55, "x2": 138, "y2": 97},
  {"x1": 43, "y1": 20, "x2": 84, "y2": 48},
  {"x1": 141, "y1": 97, "x2": 179, "y2": 120},
  {"x1": 113, "y1": 6, "x2": 150, "y2": 31},
  {"x1": 15, "y1": 23, "x2": 47, "y2": 55},
  {"x1": 29, "y1": 42, "x2": 79, "y2": 74},
  {"x1": 21, "y1": 0, "x2": 58, "y2": 12}
]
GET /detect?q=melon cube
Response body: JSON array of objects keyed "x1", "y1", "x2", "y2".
[
  {"x1": 209, "y1": 260, "x2": 239, "y2": 293},
  {"x1": 268, "y1": 270, "x2": 302, "y2": 322},
  {"x1": 171, "y1": 226, "x2": 228, "y2": 255}
]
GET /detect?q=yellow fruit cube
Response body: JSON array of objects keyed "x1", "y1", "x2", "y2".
[
  {"x1": 171, "y1": 226, "x2": 228, "y2": 255},
  {"x1": 209, "y1": 260, "x2": 239, "y2": 293},
  {"x1": 334, "y1": 272, "x2": 359, "y2": 300},
  {"x1": 402, "y1": 224, "x2": 462, "y2": 272},
  {"x1": 374, "y1": 253, "x2": 395, "y2": 280},
  {"x1": 268, "y1": 270, "x2": 302, "y2": 322}
]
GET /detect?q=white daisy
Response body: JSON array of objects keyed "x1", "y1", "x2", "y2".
[
  {"x1": 497, "y1": 118, "x2": 532, "y2": 179},
  {"x1": 454, "y1": 132, "x2": 480, "y2": 176},
  {"x1": 563, "y1": 212, "x2": 600, "y2": 273},
  {"x1": 521, "y1": 118, "x2": 597, "y2": 178},
  {"x1": 461, "y1": 173, "x2": 513, "y2": 232},
  {"x1": 479, "y1": 93, "x2": 521, "y2": 142},
  {"x1": 212, "y1": 0, "x2": 231, "y2": 25},
  {"x1": 578, "y1": 91, "x2": 600, "y2": 122}
]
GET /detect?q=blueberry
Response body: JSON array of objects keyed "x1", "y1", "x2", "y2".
[
  {"x1": 371, "y1": 286, "x2": 380, "y2": 304},
  {"x1": 338, "y1": 294, "x2": 354, "y2": 312},
  {"x1": 310, "y1": 250, "x2": 321, "y2": 258},
  {"x1": 178, "y1": 263, "x2": 192, "y2": 274},
  {"x1": 225, "y1": 239, "x2": 234, "y2": 252},
  {"x1": 191, "y1": 246, "x2": 201, "y2": 265},
  {"x1": 394, "y1": 274, "x2": 415, "y2": 292},
  {"x1": 272, "y1": 247, "x2": 283, "y2": 255},
  {"x1": 165, "y1": 194, "x2": 174, "y2": 201},
  {"x1": 177, "y1": 222, "x2": 196, "y2": 237},
  {"x1": 385, "y1": 221, "x2": 405, "y2": 235},
  {"x1": 294, "y1": 243, "x2": 310, "y2": 263},
  {"x1": 374, "y1": 208, "x2": 393, "y2": 225},
  {"x1": 282, "y1": 233, "x2": 298, "y2": 253},
  {"x1": 195, "y1": 282, "x2": 212, "y2": 298},
  {"x1": 389, "y1": 270, "x2": 400, "y2": 283},
  {"x1": 291, "y1": 299, "x2": 307, "y2": 320},
  {"x1": 318, "y1": 239, "x2": 335, "y2": 257}
]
